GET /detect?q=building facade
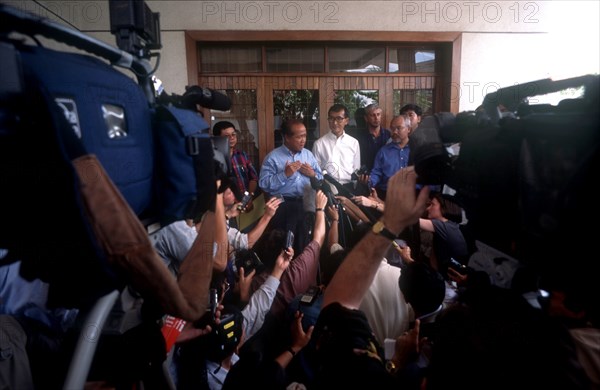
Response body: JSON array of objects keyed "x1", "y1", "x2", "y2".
[{"x1": 5, "y1": 0, "x2": 598, "y2": 165}]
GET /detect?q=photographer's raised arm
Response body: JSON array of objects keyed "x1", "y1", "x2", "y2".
[
  {"x1": 72, "y1": 155, "x2": 215, "y2": 321},
  {"x1": 213, "y1": 189, "x2": 228, "y2": 272},
  {"x1": 312, "y1": 190, "x2": 328, "y2": 248},
  {"x1": 322, "y1": 167, "x2": 429, "y2": 310}
]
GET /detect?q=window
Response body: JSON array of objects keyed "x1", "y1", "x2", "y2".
[
  {"x1": 389, "y1": 48, "x2": 436, "y2": 73},
  {"x1": 393, "y1": 89, "x2": 434, "y2": 116},
  {"x1": 210, "y1": 90, "x2": 259, "y2": 168},
  {"x1": 198, "y1": 44, "x2": 438, "y2": 74},
  {"x1": 273, "y1": 89, "x2": 320, "y2": 148},
  {"x1": 328, "y1": 46, "x2": 385, "y2": 73},
  {"x1": 266, "y1": 47, "x2": 324, "y2": 72},
  {"x1": 200, "y1": 46, "x2": 261, "y2": 73}
]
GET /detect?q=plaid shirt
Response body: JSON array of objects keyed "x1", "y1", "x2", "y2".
[{"x1": 231, "y1": 148, "x2": 259, "y2": 194}]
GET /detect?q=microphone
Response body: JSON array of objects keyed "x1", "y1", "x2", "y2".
[
  {"x1": 323, "y1": 171, "x2": 378, "y2": 223},
  {"x1": 156, "y1": 86, "x2": 232, "y2": 112},
  {"x1": 322, "y1": 170, "x2": 355, "y2": 198},
  {"x1": 182, "y1": 85, "x2": 232, "y2": 111},
  {"x1": 310, "y1": 176, "x2": 336, "y2": 208},
  {"x1": 303, "y1": 184, "x2": 316, "y2": 213},
  {"x1": 303, "y1": 184, "x2": 316, "y2": 237}
]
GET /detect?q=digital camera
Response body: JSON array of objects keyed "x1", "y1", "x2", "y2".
[{"x1": 234, "y1": 250, "x2": 264, "y2": 274}]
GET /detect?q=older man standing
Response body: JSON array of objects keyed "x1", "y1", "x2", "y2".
[
  {"x1": 369, "y1": 115, "x2": 411, "y2": 201},
  {"x1": 312, "y1": 103, "x2": 361, "y2": 192}
]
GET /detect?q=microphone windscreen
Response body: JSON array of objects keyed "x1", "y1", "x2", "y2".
[
  {"x1": 303, "y1": 184, "x2": 316, "y2": 213},
  {"x1": 204, "y1": 88, "x2": 232, "y2": 111},
  {"x1": 309, "y1": 176, "x2": 322, "y2": 191},
  {"x1": 182, "y1": 86, "x2": 232, "y2": 111}
]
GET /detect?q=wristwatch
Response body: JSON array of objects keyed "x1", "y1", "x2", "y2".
[
  {"x1": 372, "y1": 221, "x2": 397, "y2": 241},
  {"x1": 385, "y1": 359, "x2": 399, "y2": 374}
]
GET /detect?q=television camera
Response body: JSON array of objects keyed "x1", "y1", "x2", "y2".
[{"x1": 413, "y1": 74, "x2": 599, "y2": 269}]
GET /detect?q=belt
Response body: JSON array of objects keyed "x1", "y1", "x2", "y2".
[{"x1": 283, "y1": 196, "x2": 303, "y2": 202}]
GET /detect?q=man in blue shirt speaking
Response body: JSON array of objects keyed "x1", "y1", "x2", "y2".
[{"x1": 259, "y1": 118, "x2": 323, "y2": 252}]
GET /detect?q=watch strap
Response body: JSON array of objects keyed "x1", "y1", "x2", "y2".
[{"x1": 372, "y1": 221, "x2": 397, "y2": 241}]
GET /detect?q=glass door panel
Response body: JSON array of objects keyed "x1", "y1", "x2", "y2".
[
  {"x1": 334, "y1": 89, "x2": 379, "y2": 137},
  {"x1": 211, "y1": 89, "x2": 259, "y2": 169},
  {"x1": 272, "y1": 89, "x2": 320, "y2": 150},
  {"x1": 393, "y1": 89, "x2": 434, "y2": 116}
]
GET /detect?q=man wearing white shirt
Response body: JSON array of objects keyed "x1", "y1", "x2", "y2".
[{"x1": 312, "y1": 104, "x2": 361, "y2": 189}]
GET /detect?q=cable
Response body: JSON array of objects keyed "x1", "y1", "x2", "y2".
[{"x1": 32, "y1": 0, "x2": 81, "y2": 31}]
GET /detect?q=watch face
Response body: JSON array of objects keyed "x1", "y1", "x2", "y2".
[
  {"x1": 373, "y1": 221, "x2": 384, "y2": 233},
  {"x1": 372, "y1": 221, "x2": 396, "y2": 240},
  {"x1": 385, "y1": 360, "x2": 397, "y2": 373}
]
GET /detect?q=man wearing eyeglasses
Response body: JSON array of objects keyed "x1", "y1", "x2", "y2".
[{"x1": 312, "y1": 104, "x2": 361, "y2": 191}]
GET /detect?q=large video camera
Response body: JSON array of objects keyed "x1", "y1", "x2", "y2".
[
  {"x1": 416, "y1": 74, "x2": 599, "y2": 267},
  {"x1": 108, "y1": 0, "x2": 235, "y2": 215}
]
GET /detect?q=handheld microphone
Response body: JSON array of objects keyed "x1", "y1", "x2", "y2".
[
  {"x1": 310, "y1": 176, "x2": 336, "y2": 208},
  {"x1": 322, "y1": 170, "x2": 355, "y2": 198},
  {"x1": 156, "y1": 87, "x2": 232, "y2": 112},
  {"x1": 322, "y1": 170, "x2": 378, "y2": 223},
  {"x1": 303, "y1": 183, "x2": 316, "y2": 237},
  {"x1": 303, "y1": 184, "x2": 316, "y2": 213}
]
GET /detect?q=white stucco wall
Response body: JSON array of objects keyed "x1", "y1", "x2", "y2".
[{"x1": 2, "y1": 0, "x2": 598, "y2": 111}]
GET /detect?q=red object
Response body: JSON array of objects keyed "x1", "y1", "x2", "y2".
[{"x1": 161, "y1": 315, "x2": 186, "y2": 352}]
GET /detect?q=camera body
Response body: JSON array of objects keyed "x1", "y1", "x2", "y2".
[
  {"x1": 237, "y1": 191, "x2": 253, "y2": 212},
  {"x1": 299, "y1": 285, "x2": 322, "y2": 306},
  {"x1": 351, "y1": 165, "x2": 370, "y2": 181},
  {"x1": 235, "y1": 250, "x2": 264, "y2": 274}
]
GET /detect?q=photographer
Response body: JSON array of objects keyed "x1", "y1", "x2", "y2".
[{"x1": 418, "y1": 193, "x2": 469, "y2": 280}]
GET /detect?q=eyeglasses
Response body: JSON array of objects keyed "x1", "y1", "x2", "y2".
[
  {"x1": 327, "y1": 116, "x2": 346, "y2": 123},
  {"x1": 225, "y1": 133, "x2": 237, "y2": 138}
]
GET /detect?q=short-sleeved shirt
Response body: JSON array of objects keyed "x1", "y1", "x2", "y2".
[{"x1": 431, "y1": 219, "x2": 469, "y2": 270}]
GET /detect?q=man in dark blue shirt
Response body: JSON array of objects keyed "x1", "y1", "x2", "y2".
[{"x1": 369, "y1": 116, "x2": 411, "y2": 200}]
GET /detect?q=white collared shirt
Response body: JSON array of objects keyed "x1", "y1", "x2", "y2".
[{"x1": 312, "y1": 131, "x2": 361, "y2": 184}]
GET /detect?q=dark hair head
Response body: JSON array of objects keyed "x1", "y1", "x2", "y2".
[
  {"x1": 399, "y1": 261, "x2": 445, "y2": 315},
  {"x1": 218, "y1": 175, "x2": 242, "y2": 201},
  {"x1": 432, "y1": 193, "x2": 464, "y2": 223},
  {"x1": 328, "y1": 104, "x2": 349, "y2": 118},
  {"x1": 399, "y1": 104, "x2": 423, "y2": 117},
  {"x1": 251, "y1": 228, "x2": 286, "y2": 271},
  {"x1": 281, "y1": 118, "x2": 305, "y2": 137},
  {"x1": 212, "y1": 120, "x2": 236, "y2": 136},
  {"x1": 354, "y1": 107, "x2": 366, "y2": 119}
]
